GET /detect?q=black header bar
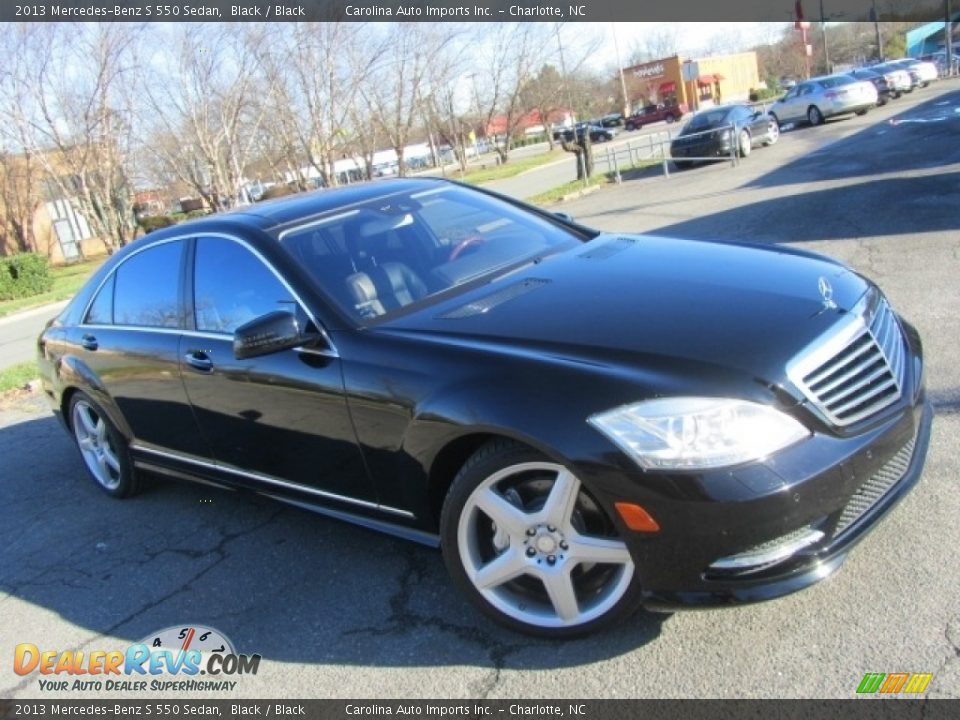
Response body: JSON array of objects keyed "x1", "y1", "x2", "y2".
[{"x1": 0, "y1": 0, "x2": 948, "y2": 23}]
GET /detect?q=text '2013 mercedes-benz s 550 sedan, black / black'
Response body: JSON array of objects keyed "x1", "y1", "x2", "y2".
[{"x1": 38, "y1": 178, "x2": 931, "y2": 637}]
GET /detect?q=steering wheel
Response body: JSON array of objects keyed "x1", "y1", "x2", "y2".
[{"x1": 448, "y1": 234, "x2": 486, "y2": 262}]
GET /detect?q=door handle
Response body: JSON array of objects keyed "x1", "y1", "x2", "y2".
[
  {"x1": 81, "y1": 334, "x2": 98, "y2": 351},
  {"x1": 184, "y1": 351, "x2": 214, "y2": 372}
]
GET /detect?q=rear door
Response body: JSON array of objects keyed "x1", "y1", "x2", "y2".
[{"x1": 74, "y1": 238, "x2": 208, "y2": 458}]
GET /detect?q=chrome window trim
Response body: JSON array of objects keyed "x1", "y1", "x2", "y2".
[
  {"x1": 80, "y1": 236, "x2": 184, "y2": 330},
  {"x1": 79, "y1": 231, "x2": 339, "y2": 358},
  {"x1": 130, "y1": 443, "x2": 413, "y2": 519}
]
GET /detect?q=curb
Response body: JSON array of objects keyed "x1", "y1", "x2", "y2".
[{"x1": 0, "y1": 299, "x2": 70, "y2": 328}]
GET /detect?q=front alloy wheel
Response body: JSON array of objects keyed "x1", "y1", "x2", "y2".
[
  {"x1": 764, "y1": 120, "x2": 780, "y2": 145},
  {"x1": 441, "y1": 441, "x2": 641, "y2": 637},
  {"x1": 70, "y1": 393, "x2": 139, "y2": 498},
  {"x1": 738, "y1": 129, "x2": 752, "y2": 157}
]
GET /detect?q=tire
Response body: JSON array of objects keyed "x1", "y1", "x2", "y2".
[
  {"x1": 807, "y1": 106, "x2": 824, "y2": 126},
  {"x1": 69, "y1": 392, "x2": 140, "y2": 498},
  {"x1": 665, "y1": 114, "x2": 677, "y2": 124},
  {"x1": 625, "y1": 122, "x2": 636, "y2": 131},
  {"x1": 738, "y1": 129, "x2": 752, "y2": 158},
  {"x1": 440, "y1": 440, "x2": 643, "y2": 638},
  {"x1": 855, "y1": 108, "x2": 869, "y2": 116},
  {"x1": 769, "y1": 113, "x2": 780, "y2": 131},
  {"x1": 763, "y1": 119, "x2": 780, "y2": 146}
]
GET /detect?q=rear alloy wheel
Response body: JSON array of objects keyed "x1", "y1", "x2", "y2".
[
  {"x1": 738, "y1": 129, "x2": 752, "y2": 157},
  {"x1": 764, "y1": 120, "x2": 780, "y2": 146},
  {"x1": 807, "y1": 105, "x2": 824, "y2": 126},
  {"x1": 69, "y1": 392, "x2": 139, "y2": 498},
  {"x1": 441, "y1": 441, "x2": 642, "y2": 637}
]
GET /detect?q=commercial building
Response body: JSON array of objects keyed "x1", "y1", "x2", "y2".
[{"x1": 622, "y1": 52, "x2": 761, "y2": 112}]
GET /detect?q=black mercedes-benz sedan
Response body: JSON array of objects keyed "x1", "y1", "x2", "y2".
[
  {"x1": 670, "y1": 104, "x2": 779, "y2": 167},
  {"x1": 38, "y1": 178, "x2": 931, "y2": 637}
]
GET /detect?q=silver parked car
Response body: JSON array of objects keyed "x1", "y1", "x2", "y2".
[
  {"x1": 770, "y1": 74, "x2": 878, "y2": 127},
  {"x1": 871, "y1": 63, "x2": 915, "y2": 95},
  {"x1": 888, "y1": 58, "x2": 938, "y2": 87}
]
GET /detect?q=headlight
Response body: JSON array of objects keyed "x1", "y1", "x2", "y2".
[{"x1": 588, "y1": 398, "x2": 809, "y2": 471}]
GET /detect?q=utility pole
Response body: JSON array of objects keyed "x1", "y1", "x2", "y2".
[
  {"x1": 611, "y1": 23, "x2": 630, "y2": 117},
  {"x1": 871, "y1": 0, "x2": 884, "y2": 60},
  {"x1": 947, "y1": 0, "x2": 954, "y2": 76},
  {"x1": 820, "y1": 0, "x2": 831, "y2": 73}
]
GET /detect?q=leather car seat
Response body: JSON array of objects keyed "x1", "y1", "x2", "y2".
[{"x1": 344, "y1": 219, "x2": 427, "y2": 318}]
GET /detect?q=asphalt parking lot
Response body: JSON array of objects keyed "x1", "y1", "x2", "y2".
[{"x1": 2, "y1": 81, "x2": 959, "y2": 701}]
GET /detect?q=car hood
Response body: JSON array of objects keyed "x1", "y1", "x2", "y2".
[{"x1": 381, "y1": 234, "x2": 869, "y2": 388}]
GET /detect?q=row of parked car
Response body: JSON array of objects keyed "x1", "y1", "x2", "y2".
[{"x1": 669, "y1": 56, "x2": 939, "y2": 168}]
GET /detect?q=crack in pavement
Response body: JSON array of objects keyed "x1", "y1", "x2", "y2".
[
  {"x1": 0, "y1": 506, "x2": 286, "y2": 697},
  {"x1": 341, "y1": 545, "x2": 527, "y2": 698}
]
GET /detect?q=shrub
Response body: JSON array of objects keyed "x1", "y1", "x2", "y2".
[
  {"x1": 0, "y1": 253, "x2": 54, "y2": 301},
  {"x1": 749, "y1": 86, "x2": 783, "y2": 102},
  {"x1": 138, "y1": 215, "x2": 177, "y2": 233},
  {"x1": 260, "y1": 184, "x2": 297, "y2": 201}
]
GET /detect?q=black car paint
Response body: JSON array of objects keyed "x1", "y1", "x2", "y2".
[
  {"x1": 39, "y1": 177, "x2": 930, "y2": 610},
  {"x1": 671, "y1": 105, "x2": 773, "y2": 162}
]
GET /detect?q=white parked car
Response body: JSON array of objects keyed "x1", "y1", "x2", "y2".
[
  {"x1": 889, "y1": 58, "x2": 938, "y2": 86},
  {"x1": 770, "y1": 74, "x2": 878, "y2": 127}
]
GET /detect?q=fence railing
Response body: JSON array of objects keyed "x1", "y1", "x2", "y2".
[{"x1": 593, "y1": 124, "x2": 741, "y2": 180}]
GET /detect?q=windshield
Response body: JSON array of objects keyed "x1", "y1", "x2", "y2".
[
  {"x1": 684, "y1": 108, "x2": 732, "y2": 132},
  {"x1": 818, "y1": 75, "x2": 856, "y2": 88},
  {"x1": 278, "y1": 184, "x2": 583, "y2": 323}
]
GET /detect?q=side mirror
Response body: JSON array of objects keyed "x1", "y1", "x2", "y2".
[{"x1": 233, "y1": 311, "x2": 321, "y2": 360}]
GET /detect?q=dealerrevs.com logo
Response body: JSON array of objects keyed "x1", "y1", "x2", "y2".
[{"x1": 14, "y1": 625, "x2": 260, "y2": 692}]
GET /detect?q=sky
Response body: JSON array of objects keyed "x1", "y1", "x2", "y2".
[{"x1": 575, "y1": 22, "x2": 793, "y2": 71}]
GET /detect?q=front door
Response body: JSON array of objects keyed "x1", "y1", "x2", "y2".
[{"x1": 180, "y1": 235, "x2": 375, "y2": 505}]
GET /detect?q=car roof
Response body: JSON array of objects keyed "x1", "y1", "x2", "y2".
[{"x1": 140, "y1": 177, "x2": 452, "y2": 242}]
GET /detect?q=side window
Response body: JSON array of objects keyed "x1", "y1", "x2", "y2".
[
  {"x1": 113, "y1": 240, "x2": 184, "y2": 328},
  {"x1": 194, "y1": 236, "x2": 296, "y2": 334},
  {"x1": 85, "y1": 274, "x2": 115, "y2": 325}
]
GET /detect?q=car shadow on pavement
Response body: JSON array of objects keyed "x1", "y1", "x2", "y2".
[
  {"x1": 0, "y1": 411, "x2": 667, "y2": 678},
  {"x1": 647, "y1": 173, "x2": 960, "y2": 246},
  {"x1": 747, "y1": 87, "x2": 960, "y2": 190}
]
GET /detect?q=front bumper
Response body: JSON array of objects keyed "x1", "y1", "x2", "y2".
[
  {"x1": 580, "y1": 319, "x2": 930, "y2": 611},
  {"x1": 639, "y1": 398, "x2": 932, "y2": 610}
]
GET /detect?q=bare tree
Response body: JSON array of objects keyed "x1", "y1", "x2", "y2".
[
  {"x1": 2, "y1": 23, "x2": 141, "y2": 253},
  {"x1": 473, "y1": 24, "x2": 554, "y2": 164},
  {"x1": 252, "y1": 23, "x2": 379, "y2": 189},
  {"x1": 629, "y1": 25, "x2": 681, "y2": 64},
  {"x1": 359, "y1": 24, "x2": 457, "y2": 177},
  {"x1": 142, "y1": 25, "x2": 265, "y2": 211}
]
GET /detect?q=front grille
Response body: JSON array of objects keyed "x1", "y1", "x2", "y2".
[
  {"x1": 833, "y1": 438, "x2": 916, "y2": 537},
  {"x1": 788, "y1": 298, "x2": 905, "y2": 427}
]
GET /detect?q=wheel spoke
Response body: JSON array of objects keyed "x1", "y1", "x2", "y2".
[
  {"x1": 96, "y1": 453, "x2": 110, "y2": 482},
  {"x1": 76, "y1": 406, "x2": 97, "y2": 437},
  {"x1": 472, "y1": 549, "x2": 528, "y2": 590},
  {"x1": 95, "y1": 418, "x2": 107, "y2": 444},
  {"x1": 77, "y1": 437, "x2": 95, "y2": 452},
  {"x1": 566, "y1": 534, "x2": 632, "y2": 566},
  {"x1": 541, "y1": 567, "x2": 580, "y2": 622},
  {"x1": 540, "y1": 469, "x2": 580, "y2": 530},
  {"x1": 103, "y1": 447, "x2": 121, "y2": 474},
  {"x1": 473, "y1": 488, "x2": 529, "y2": 537}
]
